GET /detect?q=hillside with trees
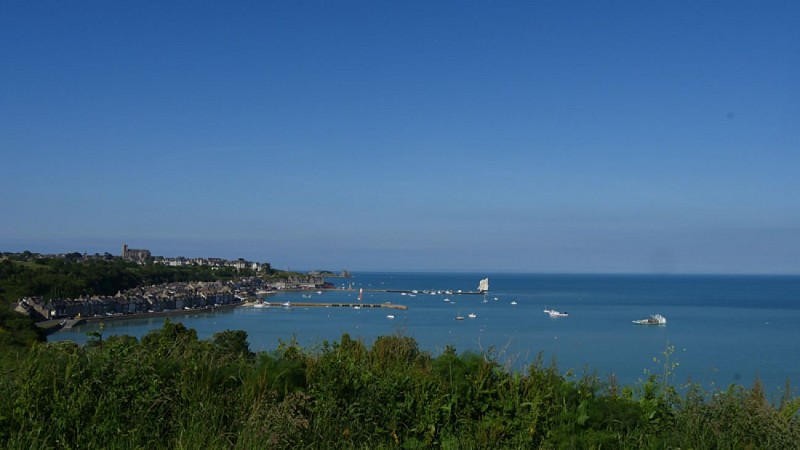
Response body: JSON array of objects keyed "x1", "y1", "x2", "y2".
[{"x1": 0, "y1": 252, "x2": 268, "y2": 305}]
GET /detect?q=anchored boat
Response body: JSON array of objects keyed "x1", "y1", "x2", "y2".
[
  {"x1": 544, "y1": 308, "x2": 568, "y2": 318},
  {"x1": 632, "y1": 314, "x2": 667, "y2": 325}
]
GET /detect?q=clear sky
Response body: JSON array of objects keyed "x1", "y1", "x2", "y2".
[{"x1": 2, "y1": 1, "x2": 798, "y2": 274}]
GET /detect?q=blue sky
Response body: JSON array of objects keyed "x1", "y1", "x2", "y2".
[{"x1": 2, "y1": 1, "x2": 798, "y2": 274}]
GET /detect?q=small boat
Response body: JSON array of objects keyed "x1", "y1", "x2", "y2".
[
  {"x1": 510, "y1": 300, "x2": 518, "y2": 305},
  {"x1": 386, "y1": 315, "x2": 395, "y2": 320},
  {"x1": 282, "y1": 301, "x2": 291, "y2": 308},
  {"x1": 302, "y1": 294, "x2": 312, "y2": 299},
  {"x1": 633, "y1": 314, "x2": 667, "y2": 325},
  {"x1": 468, "y1": 313, "x2": 477, "y2": 319},
  {"x1": 455, "y1": 314, "x2": 465, "y2": 321},
  {"x1": 253, "y1": 301, "x2": 270, "y2": 308},
  {"x1": 544, "y1": 309, "x2": 568, "y2": 318}
]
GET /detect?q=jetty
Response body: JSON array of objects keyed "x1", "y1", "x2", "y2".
[
  {"x1": 259, "y1": 302, "x2": 407, "y2": 310},
  {"x1": 363, "y1": 277, "x2": 489, "y2": 297},
  {"x1": 368, "y1": 289, "x2": 485, "y2": 295}
]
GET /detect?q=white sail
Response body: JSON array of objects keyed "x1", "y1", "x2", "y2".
[{"x1": 478, "y1": 278, "x2": 489, "y2": 292}]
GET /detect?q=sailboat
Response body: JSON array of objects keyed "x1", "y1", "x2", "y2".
[{"x1": 354, "y1": 288, "x2": 363, "y2": 309}]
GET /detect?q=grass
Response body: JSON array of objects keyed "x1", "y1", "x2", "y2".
[{"x1": 1, "y1": 322, "x2": 798, "y2": 449}]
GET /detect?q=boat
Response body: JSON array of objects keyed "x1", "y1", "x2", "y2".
[
  {"x1": 386, "y1": 315, "x2": 395, "y2": 320},
  {"x1": 544, "y1": 309, "x2": 568, "y2": 318},
  {"x1": 281, "y1": 301, "x2": 291, "y2": 308},
  {"x1": 633, "y1": 314, "x2": 667, "y2": 325},
  {"x1": 302, "y1": 294, "x2": 312, "y2": 299},
  {"x1": 253, "y1": 301, "x2": 270, "y2": 308},
  {"x1": 455, "y1": 314, "x2": 465, "y2": 320},
  {"x1": 510, "y1": 300, "x2": 518, "y2": 305},
  {"x1": 468, "y1": 313, "x2": 477, "y2": 319}
]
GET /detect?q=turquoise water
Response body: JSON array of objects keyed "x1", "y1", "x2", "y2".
[{"x1": 50, "y1": 272, "x2": 800, "y2": 398}]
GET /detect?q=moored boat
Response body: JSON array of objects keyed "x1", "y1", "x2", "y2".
[
  {"x1": 632, "y1": 314, "x2": 666, "y2": 325},
  {"x1": 544, "y1": 308, "x2": 568, "y2": 318}
]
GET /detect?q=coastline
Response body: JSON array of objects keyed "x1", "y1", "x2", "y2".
[{"x1": 38, "y1": 300, "x2": 252, "y2": 334}]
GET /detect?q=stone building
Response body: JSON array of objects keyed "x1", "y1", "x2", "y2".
[{"x1": 121, "y1": 243, "x2": 151, "y2": 261}]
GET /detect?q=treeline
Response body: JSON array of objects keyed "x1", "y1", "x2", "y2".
[
  {"x1": 0, "y1": 253, "x2": 263, "y2": 304},
  {"x1": 0, "y1": 307, "x2": 45, "y2": 348},
  {"x1": 1, "y1": 322, "x2": 798, "y2": 449}
]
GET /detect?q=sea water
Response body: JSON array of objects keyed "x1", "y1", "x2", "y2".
[{"x1": 50, "y1": 272, "x2": 800, "y2": 399}]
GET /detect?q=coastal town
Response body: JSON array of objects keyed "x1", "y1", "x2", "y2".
[{"x1": 5, "y1": 245, "x2": 343, "y2": 327}]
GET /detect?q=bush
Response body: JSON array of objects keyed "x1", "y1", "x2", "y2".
[{"x1": 1, "y1": 326, "x2": 798, "y2": 449}]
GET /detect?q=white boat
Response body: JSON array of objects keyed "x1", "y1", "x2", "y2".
[
  {"x1": 302, "y1": 294, "x2": 312, "y2": 299},
  {"x1": 253, "y1": 301, "x2": 270, "y2": 308},
  {"x1": 633, "y1": 314, "x2": 667, "y2": 325},
  {"x1": 282, "y1": 301, "x2": 291, "y2": 308},
  {"x1": 455, "y1": 314, "x2": 465, "y2": 321},
  {"x1": 468, "y1": 313, "x2": 477, "y2": 319},
  {"x1": 386, "y1": 315, "x2": 395, "y2": 320},
  {"x1": 544, "y1": 309, "x2": 568, "y2": 318},
  {"x1": 510, "y1": 300, "x2": 518, "y2": 305}
]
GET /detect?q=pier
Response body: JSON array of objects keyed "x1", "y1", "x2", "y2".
[
  {"x1": 366, "y1": 289, "x2": 485, "y2": 295},
  {"x1": 263, "y1": 302, "x2": 407, "y2": 310}
]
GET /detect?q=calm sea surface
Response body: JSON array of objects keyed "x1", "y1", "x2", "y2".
[{"x1": 50, "y1": 272, "x2": 800, "y2": 398}]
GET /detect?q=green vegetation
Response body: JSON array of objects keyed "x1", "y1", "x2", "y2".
[
  {"x1": 1, "y1": 322, "x2": 798, "y2": 449},
  {"x1": 0, "y1": 252, "x2": 274, "y2": 305},
  {"x1": 0, "y1": 307, "x2": 45, "y2": 348}
]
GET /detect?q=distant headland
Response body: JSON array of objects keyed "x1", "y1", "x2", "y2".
[{"x1": 1, "y1": 245, "x2": 351, "y2": 328}]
